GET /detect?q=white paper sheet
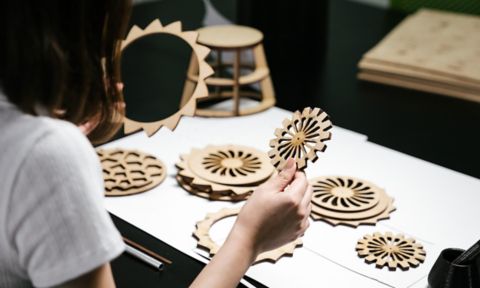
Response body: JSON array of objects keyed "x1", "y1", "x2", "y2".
[{"x1": 102, "y1": 107, "x2": 480, "y2": 288}]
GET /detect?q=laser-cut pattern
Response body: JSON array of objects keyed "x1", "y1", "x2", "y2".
[
  {"x1": 309, "y1": 176, "x2": 395, "y2": 227},
  {"x1": 356, "y1": 232, "x2": 426, "y2": 271},
  {"x1": 97, "y1": 148, "x2": 166, "y2": 196},
  {"x1": 268, "y1": 107, "x2": 332, "y2": 170}
]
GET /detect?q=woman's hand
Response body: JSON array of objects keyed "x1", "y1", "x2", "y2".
[
  {"x1": 230, "y1": 158, "x2": 313, "y2": 256},
  {"x1": 190, "y1": 158, "x2": 312, "y2": 288}
]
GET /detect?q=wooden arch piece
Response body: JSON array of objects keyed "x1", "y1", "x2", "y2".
[
  {"x1": 97, "y1": 148, "x2": 167, "y2": 196},
  {"x1": 356, "y1": 232, "x2": 426, "y2": 271},
  {"x1": 120, "y1": 19, "x2": 214, "y2": 136},
  {"x1": 268, "y1": 107, "x2": 332, "y2": 170},
  {"x1": 193, "y1": 207, "x2": 303, "y2": 264}
]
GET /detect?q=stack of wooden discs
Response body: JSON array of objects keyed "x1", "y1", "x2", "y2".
[
  {"x1": 176, "y1": 144, "x2": 275, "y2": 201},
  {"x1": 309, "y1": 176, "x2": 395, "y2": 227}
]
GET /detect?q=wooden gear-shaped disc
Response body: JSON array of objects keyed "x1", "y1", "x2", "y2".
[
  {"x1": 356, "y1": 232, "x2": 426, "y2": 271},
  {"x1": 193, "y1": 207, "x2": 303, "y2": 264},
  {"x1": 188, "y1": 145, "x2": 273, "y2": 186},
  {"x1": 175, "y1": 175, "x2": 247, "y2": 202},
  {"x1": 97, "y1": 148, "x2": 167, "y2": 196},
  {"x1": 176, "y1": 154, "x2": 255, "y2": 198},
  {"x1": 268, "y1": 107, "x2": 332, "y2": 170},
  {"x1": 309, "y1": 176, "x2": 395, "y2": 227},
  {"x1": 120, "y1": 19, "x2": 214, "y2": 137}
]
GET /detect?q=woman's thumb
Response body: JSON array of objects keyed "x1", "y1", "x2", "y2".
[{"x1": 267, "y1": 158, "x2": 297, "y2": 191}]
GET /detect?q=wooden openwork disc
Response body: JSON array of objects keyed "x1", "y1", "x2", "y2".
[
  {"x1": 176, "y1": 153, "x2": 255, "y2": 198},
  {"x1": 356, "y1": 232, "x2": 426, "y2": 271},
  {"x1": 188, "y1": 145, "x2": 274, "y2": 186},
  {"x1": 268, "y1": 107, "x2": 332, "y2": 170},
  {"x1": 120, "y1": 19, "x2": 214, "y2": 137},
  {"x1": 310, "y1": 176, "x2": 382, "y2": 213},
  {"x1": 309, "y1": 176, "x2": 395, "y2": 227},
  {"x1": 97, "y1": 148, "x2": 167, "y2": 196},
  {"x1": 175, "y1": 175, "x2": 247, "y2": 202},
  {"x1": 193, "y1": 207, "x2": 303, "y2": 264}
]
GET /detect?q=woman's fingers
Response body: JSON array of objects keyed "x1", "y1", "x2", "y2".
[
  {"x1": 285, "y1": 171, "x2": 308, "y2": 203},
  {"x1": 264, "y1": 158, "x2": 296, "y2": 192}
]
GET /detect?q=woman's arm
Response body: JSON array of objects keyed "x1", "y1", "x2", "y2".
[
  {"x1": 190, "y1": 159, "x2": 312, "y2": 288},
  {"x1": 59, "y1": 160, "x2": 311, "y2": 288}
]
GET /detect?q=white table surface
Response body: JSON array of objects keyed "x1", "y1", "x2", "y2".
[{"x1": 101, "y1": 106, "x2": 480, "y2": 288}]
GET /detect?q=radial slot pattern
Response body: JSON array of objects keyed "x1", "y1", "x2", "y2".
[
  {"x1": 269, "y1": 107, "x2": 332, "y2": 170},
  {"x1": 309, "y1": 176, "x2": 395, "y2": 227},
  {"x1": 188, "y1": 145, "x2": 273, "y2": 186},
  {"x1": 97, "y1": 148, "x2": 166, "y2": 196},
  {"x1": 356, "y1": 232, "x2": 426, "y2": 271},
  {"x1": 121, "y1": 19, "x2": 214, "y2": 137},
  {"x1": 194, "y1": 207, "x2": 303, "y2": 264},
  {"x1": 176, "y1": 145, "x2": 275, "y2": 201}
]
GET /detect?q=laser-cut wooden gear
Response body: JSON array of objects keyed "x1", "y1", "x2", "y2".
[
  {"x1": 175, "y1": 175, "x2": 247, "y2": 202},
  {"x1": 188, "y1": 145, "x2": 273, "y2": 186},
  {"x1": 97, "y1": 148, "x2": 166, "y2": 196},
  {"x1": 309, "y1": 176, "x2": 395, "y2": 227},
  {"x1": 268, "y1": 107, "x2": 332, "y2": 170},
  {"x1": 356, "y1": 232, "x2": 426, "y2": 271},
  {"x1": 176, "y1": 154, "x2": 255, "y2": 198},
  {"x1": 120, "y1": 19, "x2": 214, "y2": 136},
  {"x1": 193, "y1": 207, "x2": 303, "y2": 264}
]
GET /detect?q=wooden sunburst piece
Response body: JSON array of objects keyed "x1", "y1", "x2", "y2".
[
  {"x1": 97, "y1": 148, "x2": 167, "y2": 196},
  {"x1": 356, "y1": 232, "x2": 426, "y2": 271},
  {"x1": 309, "y1": 176, "x2": 395, "y2": 227},
  {"x1": 268, "y1": 107, "x2": 332, "y2": 170},
  {"x1": 120, "y1": 19, "x2": 214, "y2": 136},
  {"x1": 193, "y1": 207, "x2": 303, "y2": 264},
  {"x1": 175, "y1": 145, "x2": 275, "y2": 201}
]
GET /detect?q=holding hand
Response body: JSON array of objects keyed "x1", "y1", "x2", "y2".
[{"x1": 230, "y1": 158, "x2": 313, "y2": 256}]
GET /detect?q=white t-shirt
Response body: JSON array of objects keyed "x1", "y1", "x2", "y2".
[{"x1": 0, "y1": 92, "x2": 125, "y2": 287}]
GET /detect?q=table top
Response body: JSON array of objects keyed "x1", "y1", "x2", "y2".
[{"x1": 110, "y1": 0, "x2": 480, "y2": 287}]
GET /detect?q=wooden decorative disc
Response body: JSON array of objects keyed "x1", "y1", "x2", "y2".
[
  {"x1": 309, "y1": 176, "x2": 395, "y2": 227},
  {"x1": 188, "y1": 145, "x2": 273, "y2": 186},
  {"x1": 97, "y1": 148, "x2": 167, "y2": 196},
  {"x1": 120, "y1": 19, "x2": 214, "y2": 137},
  {"x1": 268, "y1": 107, "x2": 332, "y2": 170},
  {"x1": 356, "y1": 232, "x2": 426, "y2": 271},
  {"x1": 175, "y1": 175, "x2": 247, "y2": 202},
  {"x1": 311, "y1": 176, "x2": 382, "y2": 213},
  {"x1": 176, "y1": 153, "x2": 256, "y2": 198},
  {"x1": 193, "y1": 207, "x2": 303, "y2": 264}
]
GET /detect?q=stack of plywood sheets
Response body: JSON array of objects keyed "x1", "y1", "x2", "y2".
[{"x1": 358, "y1": 9, "x2": 480, "y2": 103}]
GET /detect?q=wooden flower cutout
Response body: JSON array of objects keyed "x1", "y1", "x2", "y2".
[
  {"x1": 356, "y1": 232, "x2": 426, "y2": 271},
  {"x1": 120, "y1": 19, "x2": 214, "y2": 136},
  {"x1": 268, "y1": 107, "x2": 332, "y2": 170}
]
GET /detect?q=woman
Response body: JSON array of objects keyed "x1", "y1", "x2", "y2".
[{"x1": 0, "y1": 1, "x2": 312, "y2": 287}]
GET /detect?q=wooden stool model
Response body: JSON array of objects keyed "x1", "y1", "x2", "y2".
[{"x1": 181, "y1": 25, "x2": 276, "y2": 117}]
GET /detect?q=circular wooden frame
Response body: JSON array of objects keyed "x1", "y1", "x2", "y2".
[
  {"x1": 188, "y1": 145, "x2": 273, "y2": 186},
  {"x1": 356, "y1": 232, "x2": 426, "y2": 271},
  {"x1": 120, "y1": 19, "x2": 214, "y2": 136},
  {"x1": 193, "y1": 207, "x2": 303, "y2": 264},
  {"x1": 97, "y1": 148, "x2": 167, "y2": 196},
  {"x1": 268, "y1": 107, "x2": 332, "y2": 170}
]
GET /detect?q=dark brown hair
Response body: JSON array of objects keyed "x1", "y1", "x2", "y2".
[{"x1": 0, "y1": 1, "x2": 131, "y2": 144}]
